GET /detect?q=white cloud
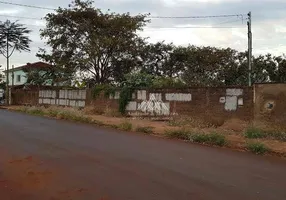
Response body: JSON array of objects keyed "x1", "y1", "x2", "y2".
[{"x1": 0, "y1": 9, "x2": 21, "y2": 15}]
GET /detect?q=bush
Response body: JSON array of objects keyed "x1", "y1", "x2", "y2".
[
  {"x1": 136, "y1": 126, "x2": 154, "y2": 134},
  {"x1": 246, "y1": 142, "x2": 269, "y2": 155},
  {"x1": 164, "y1": 129, "x2": 191, "y2": 140},
  {"x1": 208, "y1": 133, "x2": 227, "y2": 146},
  {"x1": 244, "y1": 127, "x2": 266, "y2": 139},
  {"x1": 191, "y1": 133, "x2": 227, "y2": 147},
  {"x1": 191, "y1": 134, "x2": 209, "y2": 143},
  {"x1": 118, "y1": 121, "x2": 133, "y2": 131}
]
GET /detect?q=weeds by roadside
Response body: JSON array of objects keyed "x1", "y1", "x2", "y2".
[
  {"x1": 17, "y1": 106, "x2": 94, "y2": 124},
  {"x1": 136, "y1": 126, "x2": 154, "y2": 134},
  {"x1": 168, "y1": 117, "x2": 225, "y2": 129},
  {"x1": 118, "y1": 121, "x2": 133, "y2": 131},
  {"x1": 164, "y1": 129, "x2": 191, "y2": 140},
  {"x1": 18, "y1": 106, "x2": 45, "y2": 116},
  {"x1": 191, "y1": 133, "x2": 227, "y2": 147},
  {"x1": 267, "y1": 131, "x2": 286, "y2": 142},
  {"x1": 164, "y1": 129, "x2": 227, "y2": 146},
  {"x1": 244, "y1": 126, "x2": 286, "y2": 142},
  {"x1": 244, "y1": 127, "x2": 266, "y2": 139},
  {"x1": 246, "y1": 142, "x2": 269, "y2": 155}
]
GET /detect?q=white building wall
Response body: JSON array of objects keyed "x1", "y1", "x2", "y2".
[{"x1": 7, "y1": 70, "x2": 27, "y2": 86}]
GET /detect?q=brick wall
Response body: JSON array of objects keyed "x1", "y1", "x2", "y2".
[
  {"x1": 254, "y1": 83, "x2": 286, "y2": 129},
  {"x1": 11, "y1": 86, "x2": 254, "y2": 122},
  {"x1": 87, "y1": 87, "x2": 253, "y2": 122}
]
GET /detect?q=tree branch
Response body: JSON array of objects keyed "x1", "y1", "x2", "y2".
[{"x1": 8, "y1": 45, "x2": 16, "y2": 58}]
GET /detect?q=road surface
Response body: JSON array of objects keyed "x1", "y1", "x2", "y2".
[{"x1": 0, "y1": 109, "x2": 286, "y2": 200}]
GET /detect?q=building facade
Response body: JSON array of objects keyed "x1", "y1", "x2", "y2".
[{"x1": 3, "y1": 62, "x2": 52, "y2": 87}]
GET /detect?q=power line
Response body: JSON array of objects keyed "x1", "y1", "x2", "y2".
[
  {"x1": 145, "y1": 26, "x2": 243, "y2": 29},
  {"x1": 147, "y1": 14, "x2": 246, "y2": 19},
  {"x1": 0, "y1": 15, "x2": 246, "y2": 25},
  {"x1": 0, "y1": 14, "x2": 41, "y2": 20},
  {"x1": 0, "y1": 1, "x2": 246, "y2": 20},
  {"x1": 0, "y1": 0, "x2": 54, "y2": 10},
  {"x1": 213, "y1": 18, "x2": 244, "y2": 26}
]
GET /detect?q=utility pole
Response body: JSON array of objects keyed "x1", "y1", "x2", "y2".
[
  {"x1": 5, "y1": 33, "x2": 9, "y2": 105},
  {"x1": 247, "y1": 11, "x2": 252, "y2": 86},
  {"x1": 11, "y1": 65, "x2": 14, "y2": 104},
  {"x1": 12, "y1": 65, "x2": 14, "y2": 88}
]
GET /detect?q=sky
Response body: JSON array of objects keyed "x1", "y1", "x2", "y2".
[{"x1": 0, "y1": 0, "x2": 286, "y2": 70}]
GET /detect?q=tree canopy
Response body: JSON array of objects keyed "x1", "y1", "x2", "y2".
[
  {"x1": 0, "y1": 20, "x2": 31, "y2": 58},
  {"x1": 36, "y1": 0, "x2": 286, "y2": 88},
  {"x1": 38, "y1": 0, "x2": 149, "y2": 86}
]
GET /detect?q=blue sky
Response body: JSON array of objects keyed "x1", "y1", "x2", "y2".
[{"x1": 0, "y1": 0, "x2": 286, "y2": 69}]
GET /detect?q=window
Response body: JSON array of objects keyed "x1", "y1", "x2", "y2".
[{"x1": 17, "y1": 75, "x2": 21, "y2": 82}]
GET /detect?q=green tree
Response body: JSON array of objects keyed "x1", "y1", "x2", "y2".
[
  {"x1": 180, "y1": 46, "x2": 269, "y2": 86},
  {"x1": 139, "y1": 42, "x2": 173, "y2": 76},
  {"x1": 264, "y1": 54, "x2": 286, "y2": 83},
  {"x1": 0, "y1": 20, "x2": 31, "y2": 103},
  {"x1": 181, "y1": 45, "x2": 227, "y2": 86},
  {"x1": 0, "y1": 73, "x2": 5, "y2": 89},
  {"x1": 39, "y1": 0, "x2": 149, "y2": 85},
  {"x1": 152, "y1": 76, "x2": 186, "y2": 88}
]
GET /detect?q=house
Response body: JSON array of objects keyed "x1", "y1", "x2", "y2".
[
  {"x1": 3, "y1": 62, "x2": 52, "y2": 87},
  {"x1": 0, "y1": 74, "x2": 5, "y2": 83}
]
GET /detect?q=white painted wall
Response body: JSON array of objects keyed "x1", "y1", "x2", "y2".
[
  {"x1": 39, "y1": 90, "x2": 86, "y2": 107},
  {"x1": 7, "y1": 70, "x2": 27, "y2": 86},
  {"x1": 7, "y1": 69, "x2": 55, "y2": 86}
]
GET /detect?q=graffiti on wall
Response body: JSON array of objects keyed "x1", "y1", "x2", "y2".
[
  {"x1": 138, "y1": 94, "x2": 170, "y2": 115},
  {"x1": 116, "y1": 90, "x2": 192, "y2": 116}
]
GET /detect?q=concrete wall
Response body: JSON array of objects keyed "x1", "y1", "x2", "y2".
[
  {"x1": 39, "y1": 89, "x2": 86, "y2": 107},
  {"x1": 254, "y1": 83, "x2": 286, "y2": 128}
]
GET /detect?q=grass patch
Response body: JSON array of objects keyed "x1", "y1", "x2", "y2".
[
  {"x1": 246, "y1": 142, "x2": 269, "y2": 155},
  {"x1": 46, "y1": 107, "x2": 60, "y2": 117},
  {"x1": 56, "y1": 109, "x2": 93, "y2": 123},
  {"x1": 164, "y1": 129, "x2": 191, "y2": 140},
  {"x1": 20, "y1": 106, "x2": 45, "y2": 116},
  {"x1": 191, "y1": 133, "x2": 227, "y2": 147},
  {"x1": 18, "y1": 106, "x2": 94, "y2": 124},
  {"x1": 168, "y1": 117, "x2": 224, "y2": 129},
  {"x1": 118, "y1": 121, "x2": 133, "y2": 131},
  {"x1": 135, "y1": 126, "x2": 154, "y2": 134},
  {"x1": 244, "y1": 127, "x2": 266, "y2": 139}
]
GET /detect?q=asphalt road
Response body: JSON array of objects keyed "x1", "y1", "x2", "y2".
[{"x1": 0, "y1": 110, "x2": 286, "y2": 200}]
